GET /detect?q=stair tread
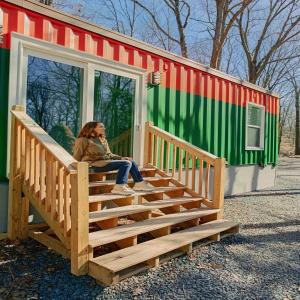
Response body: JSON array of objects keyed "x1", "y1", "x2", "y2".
[
  {"x1": 89, "y1": 176, "x2": 172, "y2": 188},
  {"x1": 89, "y1": 206, "x2": 218, "y2": 247},
  {"x1": 89, "y1": 205, "x2": 151, "y2": 223},
  {"x1": 89, "y1": 167, "x2": 156, "y2": 175},
  {"x1": 89, "y1": 219, "x2": 238, "y2": 272},
  {"x1": 89, "y1": 187, "x2": 186, "y2": 203},
  {"x1": 89, "y1": 197, "x2": 201, "y2": 223}
]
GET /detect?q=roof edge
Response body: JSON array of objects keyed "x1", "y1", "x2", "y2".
[{"x1": 4, "y1": 0, "x2": 280, "y2": 98}]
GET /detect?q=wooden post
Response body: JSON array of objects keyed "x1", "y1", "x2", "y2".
[
  {"x1": 8, "y1": 105, "x2": 24, "y2": 240},
  {"x1": 212, "y1": 157, "x2": 225, "y2": 217},
  {"x1": 70, "y1": 162, "x2": 89, "y2": 276},
  {"x1": 143, "y1": 121, "x2": 153, "y2": 166}
]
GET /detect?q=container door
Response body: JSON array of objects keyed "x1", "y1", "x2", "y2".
[{"x1": 93, "y1": 70, "x2": 135, "y2": 158}]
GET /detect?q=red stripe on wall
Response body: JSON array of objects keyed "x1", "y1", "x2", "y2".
[{"x1": 0, "y1": 0, "x2": 279, "y2": 114}]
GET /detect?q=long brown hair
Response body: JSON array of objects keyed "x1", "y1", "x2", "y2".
[{"x1": 77, "y1": 121, "x2": 105, "y2": 138}]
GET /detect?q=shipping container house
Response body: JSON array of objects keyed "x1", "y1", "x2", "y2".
[{"x1": 0, "y1": 0, "x2": 279, "y2": 233}]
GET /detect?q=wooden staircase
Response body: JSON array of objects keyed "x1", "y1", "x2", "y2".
[{"x1": 8, "y1": 106, "x2": 239, "y2": 286}]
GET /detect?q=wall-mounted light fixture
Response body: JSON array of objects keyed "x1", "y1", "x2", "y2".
[
  {"x1": 0, "y1": 25, "x2": 3, "y2": 44},
  {"x1": 149, "y1": 71, "x2": 161, "y2": 86}
]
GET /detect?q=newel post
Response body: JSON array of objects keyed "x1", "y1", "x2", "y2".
[
  {"x1": 70, "y1": 162, "x2": 89, "y2": 275},
  {"x1": 143, "y1": 121, "x2": 153, "y2": 167},
  {"x1": 8, "y1": 105, "x2": 24, "y2": 240},
  {"x1": 212, "y1": 157, "x2": 226, "y2": 217}
]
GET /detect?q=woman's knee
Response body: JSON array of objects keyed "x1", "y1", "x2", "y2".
[{"x1": 120, "y1": 160, "x2": 132, "y2": 168}]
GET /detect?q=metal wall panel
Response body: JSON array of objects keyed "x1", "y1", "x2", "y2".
[{"x1": 0, "y1": 1, "x2": 279, "y2": 175}]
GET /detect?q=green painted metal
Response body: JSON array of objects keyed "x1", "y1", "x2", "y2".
[
  {"x1": 0, "y1": 48, "x2": 9, "y2": 181},
  {"x1": 147, "y1": 85, "x2": 278, "y2": 166}
]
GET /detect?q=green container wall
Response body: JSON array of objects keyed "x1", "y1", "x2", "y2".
[
  {"x1": 0, "y1": 47, "x2": 9, "y2": 181},
  {"x1": 147, "y1": 85, "x2": 278, "y2": 166}
]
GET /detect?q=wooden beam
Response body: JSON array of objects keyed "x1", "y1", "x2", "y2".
[
  {"x1": 8, "y1": 105, "x2": 24, "y2": 240},
  {"x1": 70, "y1": 162, "x2": 89, "y2": 276},
  {"x1": 28, "y1": 230, "x2": 70, "y2": 259}
]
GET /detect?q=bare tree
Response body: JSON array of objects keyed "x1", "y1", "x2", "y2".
[
  {"x1": 197, "y1": 0, "x2": 252, "y2": 69},
  {"x1": 288, "y1": 69, "x2": 300, "y2": 154},
  {"x1": 237, "y1": 0, "x2": 300, "y2": 84},
  {"x1": 132, "y1": 0, "x2": 190, "y2": 57}
]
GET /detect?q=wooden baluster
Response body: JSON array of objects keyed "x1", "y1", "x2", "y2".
[
  {"x1": 205, "y1": 163, "x2": 211, "y2": 200},
  {"x1": 20, "y1": 127, "x2": 26, "y2": 179},
  {"x1": 63, "y1": 173, "x2": 71, "y2": 237},
  {"x1": 39, "y1": 148, "x2": 46, "y2": 205},
  {"x1": 154, "y1": 135, "x2": 159, "y2": 167},
  {"x1": 51, "y1": 160, "x2": 58, "y2": 220},
  {"x1": 165, "y1": 142, "x2": 170, "y2": 174},
  {"x1": 178, "y1": 148, "x2": 183, "y2": 182},
  {"x1": 159, "y1": 137, "x2": 164, "y2": 170},
  {"x1": 58, "y1": 165, "x2": 64, "y2": 225},
  {"x1": 15, "y1": 122, "x2": 21, "y2": 174},
  {"x1": 29, "y1": 137, "x2": 35, "y2": 188},
  {"x1": 34, "y1": 142, "x2": 40, "y2": 194},
  {"x1": 45, "y1": 152, "x2": 52, "y2": 212},
  {"x1": 172, "y1": 145, "x2": 176, "y2": 177},
  {"x1": 192, "y1": 156, "x2": 196, "y2": 190},
  {"x1": 149, "y1": 132, "x2": 154, "y2": 165},
  {"x1": 25, "y1": 133, "x2": 30, "y2": 183},
  {"x1": 198, "y1": 159, "x2": 203, "y2": 196},
  {"x1": 185, "y1": 151, "x2": 189, "y2": 187}
]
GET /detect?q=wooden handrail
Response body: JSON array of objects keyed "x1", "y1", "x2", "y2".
[
  {"x1": 144, "y1": 121, "x2": 225, "y2": 211},
  {"x1": 8, "y1": 105, "x2": 89, "y2": 276},
  {"x1": 147, "y1": 124, "x2": 218, "y2": 165},
  {"x1": 11, "y1": 108, "x2": 77, "y2": 173}
]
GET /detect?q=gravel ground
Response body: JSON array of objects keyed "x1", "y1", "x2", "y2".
[{"x1": 0, "y1": 157, "x2": 299, "y2": 300}]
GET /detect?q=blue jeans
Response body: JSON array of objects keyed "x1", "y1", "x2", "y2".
[{"x1": 91, "y1": 160, "x2": 144, "y2": 184}]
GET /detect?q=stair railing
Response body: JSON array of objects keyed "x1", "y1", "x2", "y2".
[
  {"x1": 143, "y1": 121, "x2": 225, "y2": 212},
  {"x1": 8, "y1": 105, "x2": 89, "y2": 276}
]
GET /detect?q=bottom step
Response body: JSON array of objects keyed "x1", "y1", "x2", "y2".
[{"x1": 89, "y1": 219, "x2": 239, "y2": 285}]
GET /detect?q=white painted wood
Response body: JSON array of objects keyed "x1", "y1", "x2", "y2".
[{"x1": 245, "y1": 102, "x2": 265, "y2": 151}]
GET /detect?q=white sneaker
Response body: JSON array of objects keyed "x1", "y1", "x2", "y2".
[
  {"x1": 111, "y1": 184, "x2": 135, "y2": 195},
  {"x1": 134, "y1": 181, "x2": 155, "y2": 192}
]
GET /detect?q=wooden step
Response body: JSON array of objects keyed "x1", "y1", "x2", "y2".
[
  {"x1": 89, "y1": 207, "x2": 219, "y2": 249},
  {"x1": 89, "y1": 197, "x2": 201, "y2": 224},
  {"x1": 89, "y1": 176, "x2": 172, "y2": 188},
  {"x1": 89, "y1": 219, "x2": 239, "y2": 285},
  {"x1": 89, "y1": 186, "x2": 186, "y2": 204},
  {"x1": 89, "y1": 167, "x2": 156, "y2": 181}
]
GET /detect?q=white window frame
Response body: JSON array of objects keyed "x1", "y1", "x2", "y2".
[
  {"x1": 245, "y1": 102, "x2": 265, "y2": 151},
  {"x1": 7, "y1": 32, "x2": 147, "y2": 175}
]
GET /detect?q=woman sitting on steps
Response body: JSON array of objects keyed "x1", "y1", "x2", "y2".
[{"x1": 73, "y1": 121, "x2": 154, "y2": 195}]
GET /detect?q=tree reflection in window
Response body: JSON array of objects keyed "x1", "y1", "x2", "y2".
[
  {"x1": 93, "y1": 71, "x2": 135, "y2": 157},
  {"x1": 26, "y1": 56, "x2": 83, "y2": 153}
]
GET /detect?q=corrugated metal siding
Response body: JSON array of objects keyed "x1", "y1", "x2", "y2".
[
  {"x1": 0, "y1": 1, "x2": 279, "y2": 176},
  {"x1": 147, "y1": 85, "x2": 278, "y2": 166}
]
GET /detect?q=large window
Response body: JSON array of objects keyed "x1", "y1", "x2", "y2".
[
  {"x1": 246, "y1": 103, "x2": 265, "y2": 150},
  {"x1": 93, "y1": 71, "x2": 135, "y2": 157},
  {"x1": 26, "y1": 56, "x2": 83, "y2": 154}
]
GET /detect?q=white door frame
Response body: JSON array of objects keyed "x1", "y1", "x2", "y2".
[{"x1": 7, "y1": 32, "x2": 147, "y2": 174}]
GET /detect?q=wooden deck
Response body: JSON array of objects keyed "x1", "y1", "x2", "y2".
[{"x1": 7, "y1": 106, "x2": 239, "y2": 285}]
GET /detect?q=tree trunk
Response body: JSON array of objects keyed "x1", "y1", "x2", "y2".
[{"x1": 295, "y1": 90, "x2": 300, "y2": 155}]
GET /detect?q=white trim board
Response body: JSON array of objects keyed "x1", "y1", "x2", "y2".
[
  {"x1": 245, "y1": 102, "x2": 265, "y2": 151},
  {"x1": 7, "y1": 32, "x2": 147, "y2": 176}
]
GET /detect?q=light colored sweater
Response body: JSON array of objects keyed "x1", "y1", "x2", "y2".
[{"x1": 73, "y1": 136, "x2": 122, "y2": 167}]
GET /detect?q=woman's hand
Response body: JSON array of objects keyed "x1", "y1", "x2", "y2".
[{"x1": 122, "y1": 156, "x2": 132, "y2": 161}]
